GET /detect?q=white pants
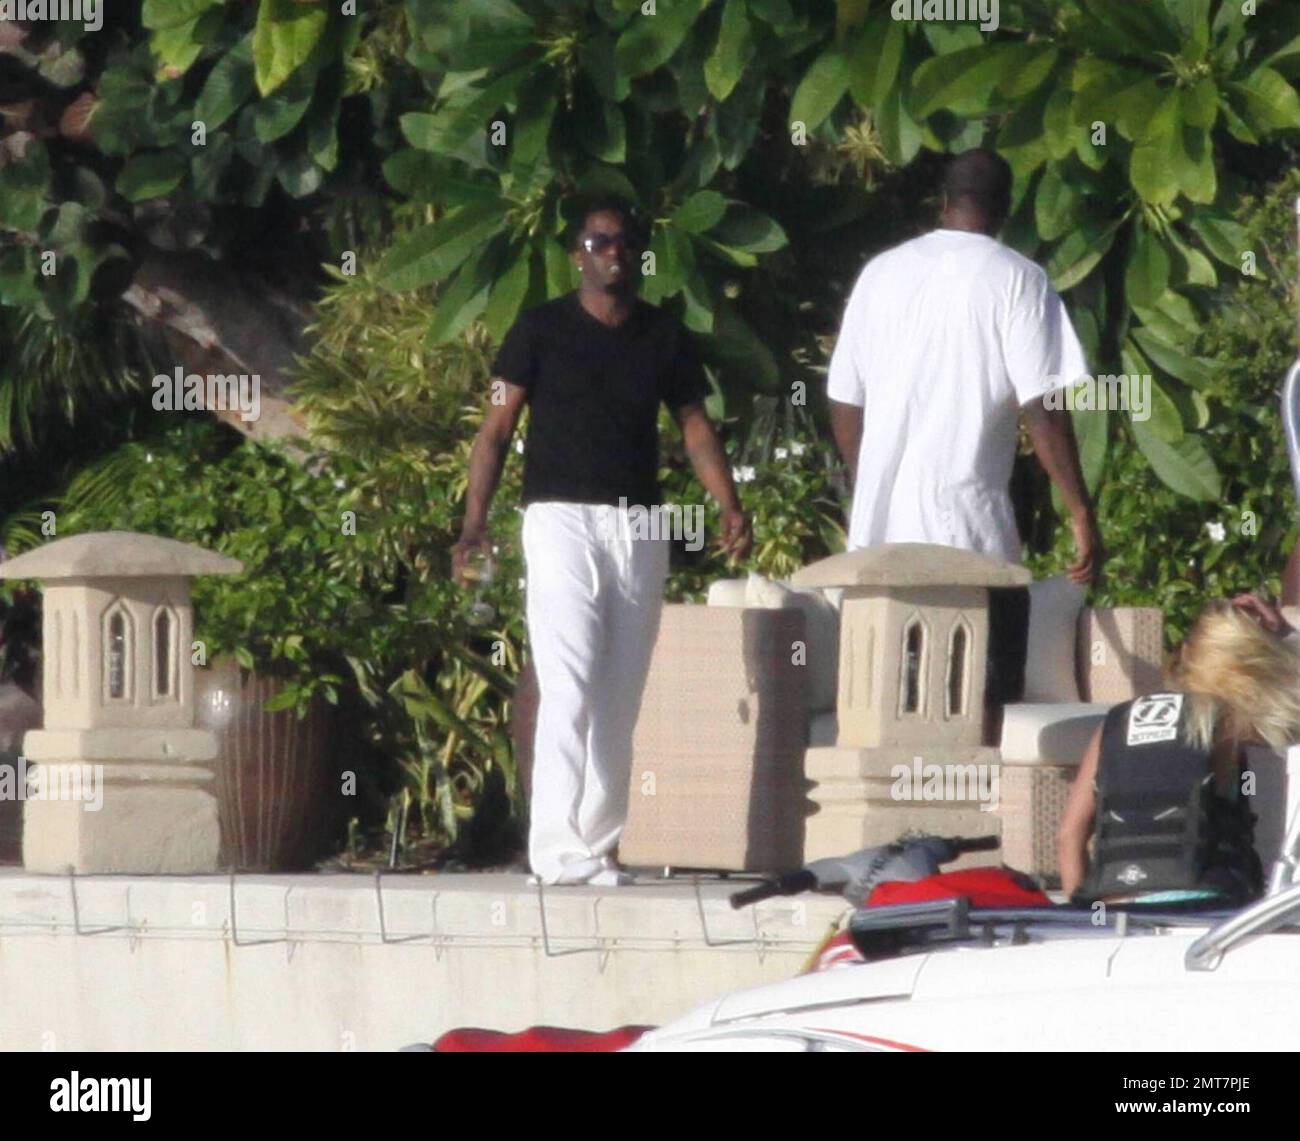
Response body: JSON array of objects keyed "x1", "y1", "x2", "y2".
[{"x1": 522, "y1": 501, "x2": 670, "y2": 883}]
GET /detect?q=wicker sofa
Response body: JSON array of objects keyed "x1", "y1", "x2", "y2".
[{"x1": 621, "y1": 545, "x2": 1165, "y2": 880}]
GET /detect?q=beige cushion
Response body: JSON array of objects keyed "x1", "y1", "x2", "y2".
[
  {"x1": 745, "y1": 573, "x2": 839, "y2": 712},
  {"x1": 705, "y1": 577, "x2": 749, "y2": 607},
  {"x1": 1000, "y1": 702, "x2": 1116, "y2": 765},
  {"x1": 1024, "y1": 576, "x2": 1085, "y2": 702},
  {"x1": 1076, "y1": 607, "x2": 1165, "y2": 701}
]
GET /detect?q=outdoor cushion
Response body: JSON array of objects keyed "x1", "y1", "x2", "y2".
[
  {"x1": 706, "y1": 577, "x2": 749, "y2": 607},
  {"x1": 1023, "y1": 576, "x2": 1085, "y2": 703},
  {"x1": 999, "y1": 702, "x2": 1117, "y2": 766}
]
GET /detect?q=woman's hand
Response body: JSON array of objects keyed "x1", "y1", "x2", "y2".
[{"x1": 1230, "y1": 592, "x2": 1294, "y2": 638}]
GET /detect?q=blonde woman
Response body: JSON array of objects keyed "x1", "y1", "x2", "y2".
[{"x1": 1058, "y1": 593, "x2": 1300, "y2": 906}]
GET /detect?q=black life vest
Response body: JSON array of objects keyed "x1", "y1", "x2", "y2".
[{"x1": 1082, "y1": 693, "x2": 1262, "y2": 903}]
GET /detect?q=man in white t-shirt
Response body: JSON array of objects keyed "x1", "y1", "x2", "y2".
[{"x1": 826, "y1": 149, "x2": 1101, "y2": 583}]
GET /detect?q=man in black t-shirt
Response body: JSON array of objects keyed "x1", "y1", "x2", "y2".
[{"x1": 452, "y1": 197, "x2": 752, "y2": 885}]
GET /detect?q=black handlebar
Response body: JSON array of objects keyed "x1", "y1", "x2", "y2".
[
  {"x1": 729, "y1": 870, "x2": 816, "y2": 909},
  {"x1": 728, "y1": 834, "x2": 1000, "y2": 909}
]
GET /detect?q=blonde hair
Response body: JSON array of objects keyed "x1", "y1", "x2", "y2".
[{"x1": 1165, "y1": 600, "x2": 1300, "y2": 753}]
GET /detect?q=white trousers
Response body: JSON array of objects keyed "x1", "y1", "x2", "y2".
[{"x1": 522, "y1": 501, "x2": 670, "y2": 883}]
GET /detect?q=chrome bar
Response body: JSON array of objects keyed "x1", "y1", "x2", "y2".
[
  {"x1": 1281, "y1": 359, "x2": 1300, "y2": 507},
  {"x1": 1268, "y1": 797, "x2": 1300, "y2": 895},
  {"x1": 1185, "y1": 882, "x2": 1300, "y2": 972}
]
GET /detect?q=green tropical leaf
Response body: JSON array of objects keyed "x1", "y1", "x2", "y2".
[
  {"x1": 873, "y1": 17, "x2": 905, "y2": 102},
  {"x1": 1047, "y1": 219, "x2": 1119, "y2": 292},
  {"x1": 1070, "y1": 403, "x2": 1108, "y2": 493},
  {"x1": 712, "y1": 302, "x2": 778, "y2": 391},
  {"x1": 1130, "y1": 419, "x2": 1221, "y2": 501},
  {"x1": 512, "y1": 75, "x2": 556, "y2": 168},
  {"x1": 790, "y1": 47, "x2": 849, "y2": 131},
  {"x1": 641, "y1": 226, "x2": 690, "y2": 303},
  {"x1": 614, "y1": 0, "x2": 705, "y2": 78},
  {"x1": 877, "y1": 81, "x2": 922, "y2": 165},
  {"x1": 143, "y1": 0, "x2": 221, "y2": 30},
  {"x1": 582, "y1": 102, "x2": 626, "y2": 164},
  {"x1": 910, "y1": 44, "x2": 1013, "y2": 119},
  {"x1": 1126, "y1": 225, "x2": 1171, "y2": 311},
  {"x1": 1130, "y1": 108, "x2": 1183, "y2": 206},
  {"x1": 705, "y1": 0, "x2": 754, "y2": 102},
  {"x1": 710, "y1": 204, "x2": 787, "y2": 253},
  {"x1": 543, "y1": 238, "x2": 577, "y2": 297},
  {"x1": 673, "y1": 190, "x2": 728, "y2": 233},
  {"x1": 274, "y1": 149, "x2": 325, "y2": 198},
  {"x1": 376, "y1": 204, "x2": 502, "y2": 292},
  {"x1": 1169, "y1": 231, "x2": 1217, "y2": 288},
  {"x1": 149, "y1": 13, "x2": 220, "y2": 76},
  {"x1": 1188, "y1": 214, "x2": 1250, "y2": 268},
  {"x1": 1043, "y1": 87, "x2": 1076, "y2": 160},
  {"x1": 194, "y1": 40, "x2": 256, "y2": 130},
  {"x1": 1121, "y1": 342, "x2": 1182, "y2": 441},
  {"x1": 482, "y1": 250, "x2": 533, "y2": 341},
  {"x1": 1182, "y1": 78, "x2": 1218, "y2": 130},
  {"x1": 116, "y1": 152, "x2": 187, "y2": 202},
  {"x1": 1129, "y1": 327, "x2": 1216, "y2": 389},
  {"x1": 681, "y1": 271, "x2": 713, "y2": 334},
  {"x1": 1227, "y1": 68, "x2": 1300, "y2": 134},
  {"x1": 997, "y1": 43, "x2": 1058, "y2": 100},
  {"x1": 1170, "y1": 124, "x2": 1216, "y2": 205},
  {"x1": 437, "y1": 64, "x2": 534, "y2": 153},
  {"x1": 253, "y1": 0, "x2": 329, "y2": 97},
  {"x1": 426, "y1": 244, "x2": 496, "y2": 345},
  {"x1": 999, "y1": 100, "x2": 1050, "y2": 179},
  {"x1": 252, "y1": 69, "x2": 314, "y2": 143},
  {"x1": 1034, "y1": 164, "x2": 1082, "y2": 242}
]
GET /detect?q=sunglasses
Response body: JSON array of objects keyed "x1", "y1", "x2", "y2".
[{"x1": 580, "y1": 232, "x2": 642, "y2": 255}]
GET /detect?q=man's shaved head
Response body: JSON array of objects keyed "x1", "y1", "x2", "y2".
[{"x1": 941, "y1": 149, "x2": 1013, "y2": 232}]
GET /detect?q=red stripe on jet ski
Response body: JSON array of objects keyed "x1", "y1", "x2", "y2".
[{"x1": 810, "y1": 1028, "x2": 929, "y2": 1052}]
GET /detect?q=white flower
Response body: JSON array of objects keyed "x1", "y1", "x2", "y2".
[
  {"x1": 145, "y1": 452, "x2": 154, "y2": 464},
  {"x1": 774, "y1": 447, "x2": 789, "y2": 460},
  {"x1": 732, "y1": 465, "x2": 756, "y2": 484},
  {"x1": 514, "y1": 439, "x2": 525, "y2": 454},
  {"x1": 1206, "y1": 521, "x2": 1226, "y2": 542},
  {"x1": 333, "y1": 478, "x2": 346, "y2": 489},
  {"x1": 517, "y1": 577, "x2": 526, "y2": 590},
  {"x1": 790, "y1": 442, "x2": 807, "y2": 457}
]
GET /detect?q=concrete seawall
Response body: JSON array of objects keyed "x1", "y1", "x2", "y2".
[{"x1": 0, "y1": 870, "x2": 846, "y2": 1050}]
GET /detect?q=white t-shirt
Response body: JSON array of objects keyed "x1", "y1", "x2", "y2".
[{"x1": 826, "y1": 229, "x2": 1089, "y2": 563}]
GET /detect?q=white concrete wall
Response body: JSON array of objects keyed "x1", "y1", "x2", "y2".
[{"x1": 0, "y1": 871, "x2": 846, "y2": 1051}]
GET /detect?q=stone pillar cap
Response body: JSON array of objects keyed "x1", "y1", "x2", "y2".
[
  {"x1": 0, "y1": 531, "x2": 243, "y2": 580},
  {"x1": 790, "y1": 542, "x2": 1032, "y2": 589}
]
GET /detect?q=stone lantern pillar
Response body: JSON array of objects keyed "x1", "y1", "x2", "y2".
[
  {"x1": 790, "y1": 543, "x2": 1031, "y2": 861},
  {"x1": 0, "y1": 531, "x2": 242, "y2": 873}
]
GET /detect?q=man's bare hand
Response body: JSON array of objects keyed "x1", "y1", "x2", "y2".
[
  {"x1": 718, "y1": 506, "x2": 753, "y2": 563},
  {"x1": 451, "y1": 530, "x2": 494, "y2": 587},
  {"x1": 1067, "y1": 512, "x2": 1102, "y2": 586}
]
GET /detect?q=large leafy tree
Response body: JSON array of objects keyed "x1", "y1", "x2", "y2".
[{"x1": 4, "y1": 0, "x2": 1300, "y2": 505}]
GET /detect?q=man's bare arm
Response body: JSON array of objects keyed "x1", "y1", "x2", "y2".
[
  {"x1": 1022, "y1": 398, "x2": 1102, "y2": 585},
  {"x1": 452, "y1": 380, "x2": 528, "y2": 584},
  {"x1": 828, "y1": 399, "x2": 863, "y2": 486},
  {"x1": 674, "y1": 402, "x2": 752, "y2": 561}
]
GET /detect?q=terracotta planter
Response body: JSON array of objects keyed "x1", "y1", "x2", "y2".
[{"x1": 196, "y1": 658, "x2": 336, "y2": 871}]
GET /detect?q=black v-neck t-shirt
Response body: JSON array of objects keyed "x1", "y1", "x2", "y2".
[{"x1": 490, "y1": 292, "x2": 710, "y2": 509}]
